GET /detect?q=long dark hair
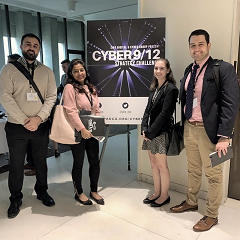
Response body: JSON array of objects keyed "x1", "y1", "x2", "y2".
[
  {"x1": 150, "y1": 58, "x2": 176, "y2": 91},
  {"x1": 67, "y1": 58, "x2": 97, "y2": 95}
]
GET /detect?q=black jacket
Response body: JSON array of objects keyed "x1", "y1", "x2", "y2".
[
  {"x1": 141, "y1": 82, "x2": 179, "y2": 140},
  {"x1": 180, "y1": 57, "x2": 239, "y2": 144}
]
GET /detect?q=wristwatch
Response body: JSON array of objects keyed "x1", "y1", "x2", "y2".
[{"x1": 219, "y1": 136, "x2": 230, "y2": 140}]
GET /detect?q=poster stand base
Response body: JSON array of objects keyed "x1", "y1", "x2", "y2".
[{"x1": 99, "y1": 124, "x2": 131, "y2": 171}]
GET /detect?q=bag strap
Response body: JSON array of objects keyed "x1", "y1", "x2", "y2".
[
  {"x1": 11, "y1": 61, "x2": 44, "y2": 104},
  {"x1": 212, "y1": 59, "x2": 222, "y2": 92},
  {"x1": 185, "y1": 59, "x2": 222, "y2": 92},
  {"x1": 59, "y1": 89, "x2": 64, "y2": 105},
  {"x1": 163, "y1": 83, "x2": 177, "y2": 124},
  {"x1": 60, "y1": 86, "x2": 79, "y2": 114},
  {"x1": 184, "y1": 63, "x2": 193, "y2": 76},
  {"x1": 173, "y1": 104, "x2": 177, "y2": 124}
]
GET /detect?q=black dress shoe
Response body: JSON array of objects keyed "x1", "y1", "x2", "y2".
[
  {"x1": 37, "y1": 192, "x2": 55, "y2": 207},
  {"x1": 8, "y1": 200, "x2": 22, "y2": 218},
  {"x1": 90, "y1": 192, "x2": 105, "y2": 205},
  {"x1": 143, "y1": 196, "x2": 159, "y2": 204},
  {"x1": 74, "y1": 194, "x2": 93, "y2": 205},
  {"x1": 150, "y1": 196, "x2": 171, "y2": 207}
]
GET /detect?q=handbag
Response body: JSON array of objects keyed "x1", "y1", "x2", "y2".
[
  {"x1": 49, "y1": 93, "x2": 79, "y2": 145},
  {"x1": 80, "y1": 115, "x2": 105, "y2": 136},
  {"x1": 75, "y1": 91, "x2": 105, "y2": 141},
  {"x1": 75, "y1": 110, "x2": 106, "y2": 142},
  {"x1": 74, "y1": 110, "x2": 91, "y2": 142},
  {"x1": 167, "y1": 106, "x2": 184, "y2": 156}
]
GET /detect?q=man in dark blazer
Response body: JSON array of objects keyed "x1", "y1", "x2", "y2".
[{"x1": 170, "y1": 29, "x2": 239, "y2": 231}]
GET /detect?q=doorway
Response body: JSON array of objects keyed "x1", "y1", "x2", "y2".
[
  {"x1": 67, "y1": 49, "x2": 85, "y2": 62},
  {"x1": 228, "y1": 59, "x2": 240, "y2": 200}
]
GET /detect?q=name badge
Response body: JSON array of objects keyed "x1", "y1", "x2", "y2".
[
  {"x1": 193, "y1": 97, "x2": 197, "y2": 108},
  {"x1": 27, "y1": 92, "x2": 38, "y2": 101}
]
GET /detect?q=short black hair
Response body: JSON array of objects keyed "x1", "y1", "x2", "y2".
[
  {"x1": 188, "y1": 29, "x2": 210, "y2": 44},
  {"x1": 8, "y1": 54, "x2": 21, "y2": 62},
  {"x1": 61, "y1": 59, "x2": 70, "y2": 64},
  {"x1": 21, "y1": 33, "x2": 41, "y2": 45}
]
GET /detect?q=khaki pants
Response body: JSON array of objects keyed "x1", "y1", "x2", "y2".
[{"x1": 184, "y1": 121, "x2": 223, "y2": 218}]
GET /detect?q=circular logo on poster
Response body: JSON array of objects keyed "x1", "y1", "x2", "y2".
[{"x1": 122, "y1": 102, "x2": 129, "y2": 109}]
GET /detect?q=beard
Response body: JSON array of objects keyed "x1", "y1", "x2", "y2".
[{"x1": 22, "y1": 49, "x2": 38, "y2": 61}]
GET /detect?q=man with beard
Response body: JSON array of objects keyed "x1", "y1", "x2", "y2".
[
  {"x1": 0, "y1": 33, "x2": 57, "y2": 218},
  {"x1": 7, "y1": 54, "x2": 36, "y2": 175}
]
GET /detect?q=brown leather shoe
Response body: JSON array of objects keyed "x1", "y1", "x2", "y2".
[
  {"x1": 193, "y1": 216, "x2": 218, "y2": 231},
  {"x1": 24, "y1": 169, "x2": 36, "y2": 176},
  {"x1": 24, "y1": 164, "x2": 34, "y2": 170},
  {"x1": 170, "y1": 200, "x2": 198, "y2": 213}
]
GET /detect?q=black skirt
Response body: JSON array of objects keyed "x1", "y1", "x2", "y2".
[{"x1": 142, "y1": 133, "x2": 167, "y2": 155}]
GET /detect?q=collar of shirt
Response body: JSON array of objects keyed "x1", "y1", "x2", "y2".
[
  {"x1": 185, "y1": 56, "x2": 210, "y2": 122},
  {"x1": 18, "y1": 57, "x2": 42, "y2": 70},
  {"x1": 193, "y1": 56, "x2": 210, "y2": 70}
]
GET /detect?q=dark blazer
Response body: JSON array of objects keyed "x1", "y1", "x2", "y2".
[
  {"x1": 141, "y1": 82, "x2": 179, "y2": 140},
  {"x1": 180, "y1": 56, "x2": 239, "y2": 144}
]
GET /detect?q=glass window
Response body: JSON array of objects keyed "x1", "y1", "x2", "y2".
[
  {"x1": 0, "y1": 4, "x2": 85, "y2": 86},
  {"x1": 0, "y1": 4, "x2": 7, "y2": 68},
  {"x1": 3, "y1": 36, "x2": 9, "y2": 64},
  {"x1": 67, "y1": 20, "x2": 84, "y2": 51},
  {"x1": 41, "y1": 13, "x2": 66, "y2": 84},
  {"x1": 8, "y1": 5, "x2": 39, "y2": 56},
  {"x1": 58, "y1": 43, "x2": 65, "y2": 77}
]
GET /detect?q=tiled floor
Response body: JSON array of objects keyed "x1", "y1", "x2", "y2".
[{"x1": 0, "y1": 129, "x2": 240, "y2": 240}]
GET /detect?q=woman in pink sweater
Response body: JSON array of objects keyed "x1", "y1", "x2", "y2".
[{"x1": 63, "y1": 59, "x2": 104, "y2": 205}]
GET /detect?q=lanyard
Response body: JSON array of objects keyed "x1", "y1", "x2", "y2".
[
  {"x1": 84, "y1": 90, "x2": 93, "y2": 110},
  {"x1": 192, "y1": 59, "x2": 209, "y2": 88},
  {"x1": 149, "y1": 80, "x2": 168, "y2": 114},
  {"x1": 152, "y1": 79, "x2": 168, "y2": 103},
  {"x1": 148, "y1": 80, "x2": 168, "y2": 114}
]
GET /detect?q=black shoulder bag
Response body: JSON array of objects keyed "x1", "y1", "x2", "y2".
[
  {"x1": 165, "y1": 84, "x2": 184, "y2": 156},
  {"x1": 166, "y1": 105, "x2": 184, "y2": 156}
]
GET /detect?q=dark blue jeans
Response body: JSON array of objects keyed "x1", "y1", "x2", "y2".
[
  {"x1": 5, "y1": 121, "x2": 49, "y2": 202},
  {"x1": 70, "y1": 137, "x2": 100, "y2": 195}
]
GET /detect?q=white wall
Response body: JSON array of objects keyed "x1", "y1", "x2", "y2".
[
  {"x1": 84, "y1": 5, "x2": 138, "y2": 21},
  {"x1": 139, "y1": 0, "x2": 240, "y2": 84},
  {"x1": 137, "y1": 0, "x2": 240, "y2": 202}
]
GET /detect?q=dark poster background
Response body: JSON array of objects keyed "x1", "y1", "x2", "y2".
[{"x1": 87, "y1": 18, "x2": 165, "y2": 97}]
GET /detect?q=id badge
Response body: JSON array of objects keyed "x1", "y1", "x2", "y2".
[
  {"x1": 193, "y1": 97, "x2": 197, "y2": 108},
  {"x1": 27, "y1": 92, "x2": 38, "y2": 101}
]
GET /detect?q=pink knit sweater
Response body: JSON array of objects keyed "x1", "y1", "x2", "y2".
[{"x1": 63, "y1": 84, "x2": 100, "y2": 132}]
